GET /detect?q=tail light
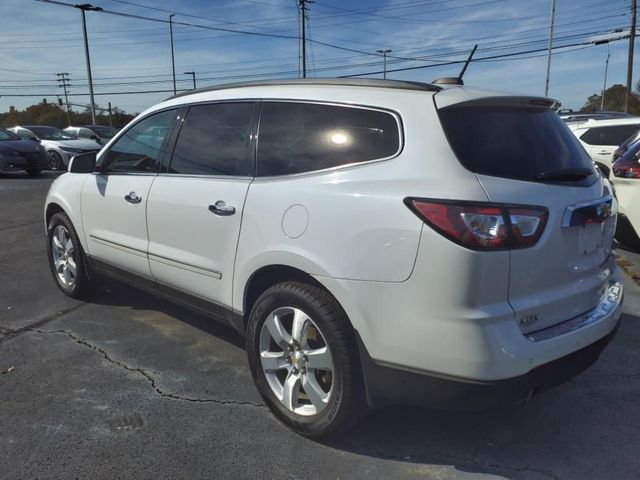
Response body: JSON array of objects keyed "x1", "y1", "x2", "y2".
[
  {"x1": 612, "y1": 158, "x2": 640, "y2": 179},
  {"x1": 405, "y1": 198, "x2": 548, "y2": 251}
]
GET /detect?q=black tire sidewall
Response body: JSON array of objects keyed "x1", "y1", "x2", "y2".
[{"x1": 247, "y1": 282, "x2": 359, "y2": 437}]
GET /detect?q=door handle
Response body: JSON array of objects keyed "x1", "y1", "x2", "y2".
[
  {"x1": 124, "y1": 192, "x2": 142, "y2": 204},
  {"x1": 209, "y1": 201, "x2": 236, "y2": 216}
]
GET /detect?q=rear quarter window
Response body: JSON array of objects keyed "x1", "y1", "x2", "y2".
[
  {"x1": 580, "y1": 125, "x2": 640, "y2": 146},
  {"x1": 438, "y1": 106, "x2": 594, "y2": 182},
  {"x1": 257, "y1": 102, "x2": 400, "y2": 176}
]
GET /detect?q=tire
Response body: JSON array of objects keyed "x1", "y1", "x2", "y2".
[
  {"x1": 46, "y1": 212, "x2": 98, "y2": 299},
  {"x1": 48, "y1": 151, "x2": 64, "y2": 171},
  {"x1": 246, "y1": 281, "x2": 365, "y2": 437},
  {"x1": 26, "y1": 169, "x2": 41, "y2": 176}
]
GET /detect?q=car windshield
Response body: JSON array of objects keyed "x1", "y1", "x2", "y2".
[
  {"x1": 91, "y1": 126, "x2": 117, "y2": 138},
  {"x1": 29, "y1": 126, "x2": 74, "y2": 140},
  {"x1": 0, "y1": 128, "x2": 19, "y2": 141}
]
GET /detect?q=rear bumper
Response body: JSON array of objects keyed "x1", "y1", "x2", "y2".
[{"x1": 357, "y1": 321, "x2": 619, "y2": 410}]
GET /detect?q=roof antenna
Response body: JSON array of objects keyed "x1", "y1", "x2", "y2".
[
  {"x1": 432, "y1": 44, "x2": 478, "y2": 86},
  {"x1": 458, "y1": 44, "x2": 478, "y2": 83}
]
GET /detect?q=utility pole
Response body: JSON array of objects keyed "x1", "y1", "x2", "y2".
[
  {"x1": 184, "y1": 71, "x2": 196, "y2": 89},
  {"x1": 601, "y1": 47, "x2": 611, "y2": 111},
  {"x1": 76, "y1": 3, "x2": 102, "y2": 125},
  {"x1": 376, "y1": 49, "x2": 392, "y2": 79},
  {"x1": 298, "y1": 0, "x2": 312, "y2": 78},
  {"x1": 108, "y1": 101, "x2": 113, "y2": 128},
  {"x1": 544, "y1": 0, "x2": 557, "y2": 97},
  {"x1": 169, "y1": 14, "x2": 177, "y2": 95},
  {"x1": 56, "y1": 72, "x2": 72, "y2": 124},
  {"x1": 625, "y1": 0, "x2": 637, "y2": 112}
]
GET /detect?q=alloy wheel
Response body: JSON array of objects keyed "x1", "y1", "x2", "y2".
[
  {"x1": 51, "y1": 225, "x2": 77, "y2": 287},
  {"x1": 259, "y1": 306, "x2": 334, "y2": 416}
]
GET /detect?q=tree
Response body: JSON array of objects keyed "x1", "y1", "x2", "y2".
[{"x1": 581, "y1": 83, "x2": 640, "y2": 114}]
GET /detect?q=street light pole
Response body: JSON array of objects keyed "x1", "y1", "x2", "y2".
[
  {"x1": 601, "y1": 48, "x2": 611, "y2": 111},
  {"x1": 184, "y1": 71, "x2": 196, "y2": 89},
  {"x1": 544, "y1": 0, "x2": 557, "y2": 97},
  {"x1": 376, "y1": 49, "x2": 392, "y2": 79},
  {"x1": 169, "y1": 14, "x2": 176, "y2": 95},
  {"x1": 76, "y1": 3, "x2": 101, "y2": 125}
]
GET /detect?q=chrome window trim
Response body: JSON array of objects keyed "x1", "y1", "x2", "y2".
[
  {"x1": 254, "y1": 99, "x2": 404, "y2": 179},
  {"x1": 156, "y1": 173, "x2": 252, "y2": 180}
]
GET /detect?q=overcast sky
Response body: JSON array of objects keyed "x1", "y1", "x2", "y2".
[{"x1": 0, "y1": 0, "x2": 634, "y2": 115}]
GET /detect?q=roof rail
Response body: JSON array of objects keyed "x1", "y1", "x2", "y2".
[{"x1": 167, "y1": 78, "x2": 441, "y2": 100}]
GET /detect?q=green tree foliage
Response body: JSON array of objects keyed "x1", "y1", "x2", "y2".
[
  {"x1": 0, "y1": 101, "x2": 136, "y2": 128},
  {"x1": 581, "y1": 83, "x2": 640, "y2": 114}
]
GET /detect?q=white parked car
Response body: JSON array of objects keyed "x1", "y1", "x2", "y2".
[
  {"x1": 44, "y1": 79, "x2": 623, "y2": 436},
  {"x1": 612, "y1": 138, "x2": 640, "y2": 251},
  {"x1": 10, "y1": 125, "x2": 101, "y2": 171},
  {"x1": 568, "y1": 117, "x2": 640, "y2": 170}
]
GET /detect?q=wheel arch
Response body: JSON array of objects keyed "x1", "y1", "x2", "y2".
[{"x1": 241, "y1": 264, "x2": 356, "y2": 334}]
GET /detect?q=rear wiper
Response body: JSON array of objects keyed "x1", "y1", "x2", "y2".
[{"x1": 535, "y1": 167, "x2": 594, "y2": 182}]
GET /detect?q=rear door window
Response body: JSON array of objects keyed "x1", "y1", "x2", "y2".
[
  {"x1": 168, "y1": 102, "x2": 257, "y2": 176},
  {"x1": 438, "y1": 106, "x2": 595, "y2": 182},
  {"x1": 257, "y1": 102, "x2": 400, "y2": 176},
  {"x1": 580, "y1": 125, "x2": 640, "y2": 146}
]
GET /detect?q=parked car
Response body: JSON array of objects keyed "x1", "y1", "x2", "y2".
[
  {"x1": 0, "y1": 127, "x2": 49, "y2": 176},
  {"x1": 45, "y1": 78, "x2": 623, "y2": 436},
  {"x1": 568, "y1": 117, "x2": 640, "y2": 168},
  {"x1": 612, "y1": 128, "x2": 640, "y2": 164},
  {"x1": 9, "y1": 125, "x2": 101, "y2": 171},
  {"x1": 64, "y1": 125, "x2": 118, "y2": 145},
  {"x1": 612, "y1": 138, "x2": 640, "y2": 251},
  {"x1": 558, "y1": 109, "x2": 633, "y2": 126}
]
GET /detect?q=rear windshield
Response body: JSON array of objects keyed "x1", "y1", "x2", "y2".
[{"x1": 438, "y1": 106, "x2": 595, "y2": 182}]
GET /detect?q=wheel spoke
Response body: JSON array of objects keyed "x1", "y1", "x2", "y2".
[
  {"x1": 52, "y1": 235, "x2": 64, "y2": 251},
  {"x1": 260, "y1": 351, "x2": 287, "y2": 372},
  {"x1": 302, "y1": 375, "x2": 329, "y2": 411},
  {"x1": 305, "y1": 346, "x2": 332, "y2": 371},
  {"x1": 264, "y1": 313, "x2": 291, "y2": 348},
  {"x1": 54, "y1": 257, "x2": 65, "y2": 272},
  {"x1": 282, "y1": 371, "x2": 301, "y2": 411},
  {"x1": 64, "y1": 238, "x2": 73, "y2": 253},
  {"x1": 291, "y1": 309, "x2": 310, "y2": 343},
  {"x1": 63, "y1": 264, "x2": 71, "y2": 284},
  {"x1": 67, "y1": 258, "x2": 77, "y2": 277}
]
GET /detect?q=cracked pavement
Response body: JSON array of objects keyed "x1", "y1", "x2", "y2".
[{"x1": 1, "y1": 172, "x2": 639, "y2": 479}]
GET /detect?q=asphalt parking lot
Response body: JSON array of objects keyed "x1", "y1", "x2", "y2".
[{"x1": 1, "y1": 172, "x2": 639, "y2": 480}]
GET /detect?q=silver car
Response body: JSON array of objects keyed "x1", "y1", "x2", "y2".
[{"x1": 9, "y1": 125, "x2": 101, "y2": 171}]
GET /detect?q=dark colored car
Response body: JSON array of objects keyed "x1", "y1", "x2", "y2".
[
  {"x1": 0, "y1": 127, "x2": 49, "y2": 176},
  {"x1": 613, "y1": 129, "x2": 640, "y2": 163}
]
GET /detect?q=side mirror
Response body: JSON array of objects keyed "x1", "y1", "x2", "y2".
[{"x1": 69, "y1": 151, "x2": 97, "y2": 173}]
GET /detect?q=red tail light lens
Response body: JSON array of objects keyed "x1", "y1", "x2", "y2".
[
  {"x1": 612, "y1": 158, "x2": 640, "y2": 179},
  {"x1": 405, "y1": 198, "x2": 548, "y2": 250}
]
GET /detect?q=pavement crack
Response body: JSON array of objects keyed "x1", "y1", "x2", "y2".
[
  {"x1": 0, "y1": 303, "x2": 86, "y2": 344},
  {"x1": 32, "y1": 328, "x2": 265, "y2": 408}
]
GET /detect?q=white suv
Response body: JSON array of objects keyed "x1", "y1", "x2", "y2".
[{"x1": 44, "y1": 79, "x2": 623, "y2": 436}]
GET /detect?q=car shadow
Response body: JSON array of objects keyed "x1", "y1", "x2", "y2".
[{"x1": 89, "y1": 278, "x2": 246, "y2": 349}]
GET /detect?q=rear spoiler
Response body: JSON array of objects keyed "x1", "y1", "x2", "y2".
[{"x1": 435, "y1": 95, "x2": 558, "y2": 111}]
